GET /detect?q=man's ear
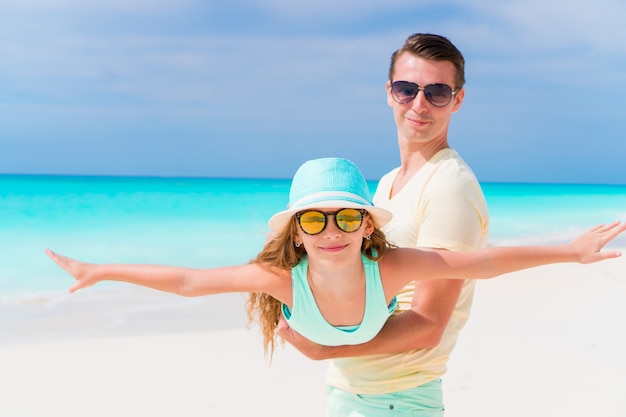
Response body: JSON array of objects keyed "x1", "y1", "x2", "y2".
[
  {"x1": 452, "y1": 87, "x2": 465, "y2": 113},
  {"x1": 385, "y1": 80, "x2": 394, "y2": 108}
]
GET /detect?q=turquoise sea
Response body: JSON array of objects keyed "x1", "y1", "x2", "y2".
[{"x1": 1, "y1": 174, "x2": 626, "y2": 300}]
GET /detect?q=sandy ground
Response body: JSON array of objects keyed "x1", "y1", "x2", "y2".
[{"x1": 1, "y1": 254, "x2": 625, "y2": 416}]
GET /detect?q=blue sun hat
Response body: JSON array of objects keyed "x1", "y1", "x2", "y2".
[{"x1": 268, "y1": 157, "x2": 393, "y2": 232}]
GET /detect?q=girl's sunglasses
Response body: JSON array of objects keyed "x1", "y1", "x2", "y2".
[
  {"x1": 390, "y1": 80, "x2": 459, "y2": 107},
  {"x1": 296, "y1": 208, "x2": 365, "y2": 235}
]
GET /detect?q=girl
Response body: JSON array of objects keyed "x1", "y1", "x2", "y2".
[{"x1": 47, "y1": 158, "x2": 625, "y2": 357}]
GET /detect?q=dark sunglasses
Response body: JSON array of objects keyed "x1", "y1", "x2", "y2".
[
  {"x1": 296, "y1": 208, "x2": 365, "y2": 235},
  {"x1": 390, "y1": 80, "x2": 459, "y2": 107}
]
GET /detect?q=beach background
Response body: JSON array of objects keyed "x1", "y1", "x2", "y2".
[{"x1": 1, "y1": 175, "x2": 625, "y2": 417}]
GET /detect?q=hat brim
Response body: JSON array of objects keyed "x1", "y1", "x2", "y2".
[{"x1": 268, "y1": 200, "x2": 392, "y2": 233}]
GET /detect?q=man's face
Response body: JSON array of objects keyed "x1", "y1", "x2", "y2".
[{"x1": 386, "y1": 53, "x2": 465, "y2": 147}]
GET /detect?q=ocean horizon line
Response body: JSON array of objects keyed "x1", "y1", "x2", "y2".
[{"x1": 1, "y1": 172, "x2": 625, "y2": 187}]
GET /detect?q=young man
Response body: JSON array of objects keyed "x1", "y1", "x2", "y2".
[{"x1": 277, "y1": 33, "x2": 489, "y2": 416}]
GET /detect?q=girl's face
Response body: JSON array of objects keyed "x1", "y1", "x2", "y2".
[{"x1": 294, "y1": 208, "x2": 374, "y2": 256}]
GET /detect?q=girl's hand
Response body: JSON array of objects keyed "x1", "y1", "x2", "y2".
[
  {"x1": 46, "y1": 249, "x2": 98, "y2": 293},
  {"x1": 570, "y1": 221, "x2": 625, "y2": 264}
]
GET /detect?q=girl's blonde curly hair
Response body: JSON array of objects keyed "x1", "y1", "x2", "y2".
[{"x1": 246, "y1": 213, "x2": 391, "y2": 359}]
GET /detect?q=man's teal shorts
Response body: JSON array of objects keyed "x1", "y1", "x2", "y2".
[{"x1": 326, "y1": 379, "x2": 444, "y2": 417}]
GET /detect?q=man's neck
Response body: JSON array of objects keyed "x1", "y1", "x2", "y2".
[{"x1": 392, "y1": 137, "x2": 449, "y2": 198}]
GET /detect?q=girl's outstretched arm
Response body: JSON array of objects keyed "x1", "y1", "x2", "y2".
[
  {"x1": 467, "y1": 221, "x2": 625, "y2": 277},
  {"x1": 45, "y1": 249, "x2": 289, "y2": 299},
  {"x1": 384, "y1": 221, "x2": 625, "y2": 288}
]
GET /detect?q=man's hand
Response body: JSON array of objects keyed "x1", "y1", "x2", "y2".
[{"x1": 275, "y1": 315, "x2": 327, "y2": 360}]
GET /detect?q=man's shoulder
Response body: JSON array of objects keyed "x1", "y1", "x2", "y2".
[
  {"x1": 376, "y1": 166, "x2": 401, "y2": 192},
  {"x1": 432, "y1": 148, "x2": 475, "y2": 170},
  {"x1": 429, "y1": 149, "x2": 481, "y2": 186}
]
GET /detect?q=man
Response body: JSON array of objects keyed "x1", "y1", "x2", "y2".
[{"x1": 277, "y1": 33, "x2": 490, "y2": 416}]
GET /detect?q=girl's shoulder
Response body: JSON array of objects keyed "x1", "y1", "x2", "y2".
[
  {"x1": 379, "y1": 247, "x2": 434, "y2": 278},
  {"x1": 379, "y1": 246, "x2": 422, "y2": 262},
  {"x1": 248, "y1": 262, "x2": 292, "y2": 302}
]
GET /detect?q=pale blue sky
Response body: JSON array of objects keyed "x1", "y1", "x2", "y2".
[{"x1": 1, "y1": 0, "x2": 625, "y2": 184}]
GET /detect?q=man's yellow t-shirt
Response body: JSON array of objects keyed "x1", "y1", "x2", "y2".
[{"x1": 326, "y1": 148, "x2": 490, "y2": 394}]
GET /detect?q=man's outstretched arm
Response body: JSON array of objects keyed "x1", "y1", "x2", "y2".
[{"x1": 276, "y1": 278, "x2": 464, "y2": 360}]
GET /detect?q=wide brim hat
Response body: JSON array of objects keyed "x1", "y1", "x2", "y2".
[{"x1": 268, "y1": 157, "x2": 393, "y2": 232}]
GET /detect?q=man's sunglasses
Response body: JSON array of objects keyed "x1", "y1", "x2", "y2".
[
  {"x1": 390, "y1": 81, "x2": 459, "y2": 107},
  {"x1": 296, "y1": 208, "x2": 365, "y2": 235}
]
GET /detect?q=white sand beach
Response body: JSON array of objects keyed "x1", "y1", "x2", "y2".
[{"x1": 1, "y1": 253, "x2": 625, "y2": 417}]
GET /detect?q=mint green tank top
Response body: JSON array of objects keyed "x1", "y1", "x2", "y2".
[{"x1": 282, "y1": 254, "x2": 397, "y2": 346}]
